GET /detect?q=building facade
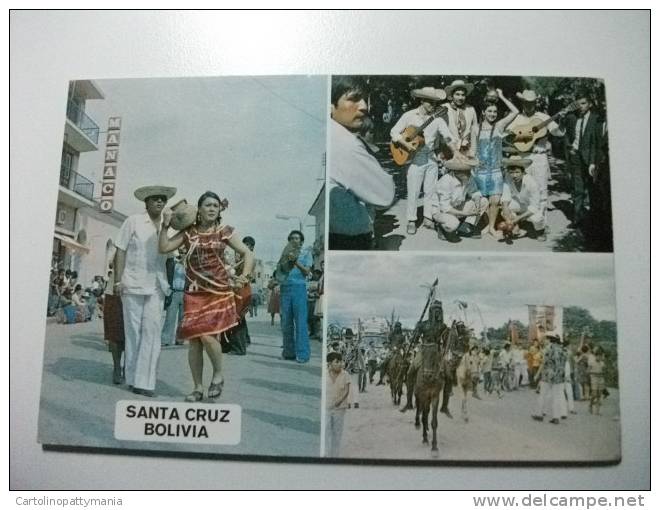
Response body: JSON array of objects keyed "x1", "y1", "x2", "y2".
[{"x1": 53, "y1": 80, "x2": 126, "y2": 288}]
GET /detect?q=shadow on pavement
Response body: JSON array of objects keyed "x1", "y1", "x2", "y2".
[
  {"x1": 39, "y1": 398, "x2": 118, "y2": 446},
  {"x1": 377, "y1": 234, "x2": 405, "y2": 251},
  {"x1": 246, "y1": 351, "x2": 283, "y2": 361},
  {"x1": 45, "y1": 357, "x2": 182, "y2": 397},
  {"x1": 71, "y1": 338, "x2": 107, "y2": 352},
  {"x1": 242, "y1": 377, "x2": 321, "y2": 398},
  {"x1": 243, "y1": 408, "x2": 320, "y2": 436},
  {"x1": 46, "y1": 357, "x2": 113, "y2": 386},
  {"x1": 249, "y1": 358, "x2": 321, "y2": 377}
]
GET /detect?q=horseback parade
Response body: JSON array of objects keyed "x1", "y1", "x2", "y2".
[{"x1": 324, "y1": 277, "x2": 618, "y2": 460}]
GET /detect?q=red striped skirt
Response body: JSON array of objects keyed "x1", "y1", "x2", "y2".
[
  {"x1": 180, "y1": 291, "x2": 239, "y2": 340},
  {"x1": 103, "y1": 294, "x2": 125, "y2": 347}
]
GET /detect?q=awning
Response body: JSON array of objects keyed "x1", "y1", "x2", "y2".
[{"x1": 53, "y1": 233, "x2": 90, "y2": 254}]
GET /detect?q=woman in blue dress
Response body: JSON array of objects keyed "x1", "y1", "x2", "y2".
[{"x1": 474, "y1": 88, "x2": 518, "y2": 239}]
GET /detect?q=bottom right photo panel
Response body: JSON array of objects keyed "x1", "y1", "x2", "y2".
[{"x1": 323, "y1": 253, "x2": 619, "y2": 463}]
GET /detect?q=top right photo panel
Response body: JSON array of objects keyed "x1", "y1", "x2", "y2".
[{"x1": 328, "y1": 75, "x2": 612, "y2": 253}]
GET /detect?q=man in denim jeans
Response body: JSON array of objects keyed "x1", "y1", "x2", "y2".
[{"x1": 279, "y1": 230, "x2": 312, "y2": 363}]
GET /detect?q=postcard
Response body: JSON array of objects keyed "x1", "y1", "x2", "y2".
[{"x1": 38, "y1": 73, "x2": 620, "y2": 464}]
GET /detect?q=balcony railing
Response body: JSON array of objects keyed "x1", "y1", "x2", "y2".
[
  {"x1": 60, "y1": 166, "x2": 94, "y2": 201},
  {"x1": 66, "y1": 100, "x2": 100, "y2": 145}
]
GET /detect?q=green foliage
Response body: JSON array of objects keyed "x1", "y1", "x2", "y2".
[{"x1": 563, "y1": 306, "x2": 618, "y2": 387}]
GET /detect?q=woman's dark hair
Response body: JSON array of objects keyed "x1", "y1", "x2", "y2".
[
  {"x1": 74, "y1": 284, "x2": 82, "y2": 292},
  {"x1": 196, "y1": 191, "x2": 226, "y2": 225},
  {"x1": 288, "y1": 230, "x2": 305, "y2": 243},
  {"x1": 331, "y1": 76, "x2": 368, "y2": 106},
  {"x1": 197, "y1": 190, "x2": 222, "y2": 209},
  {"x1": 575, "y1": 89, "x2": 592, "y2": 102},
  {"x1": 478, "y1": 101, "x2": 498, "y2": 143},
  {"x1": 327, "y1": 352, "x2": 343, "y2": 363}
]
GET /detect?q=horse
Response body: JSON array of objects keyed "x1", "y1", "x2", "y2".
[
  {"x1": 390, "y1": 352, "x2": 410, "y2": 406},
  {"x1": 455, "y1": 347, "x2": 481, "y2": 422},
  {"x1": 386, "y1": 350, "x2": 405, "y2": 405},
  {"x1": 414, "y1": 341, "x2": 445, "y2": 453}
]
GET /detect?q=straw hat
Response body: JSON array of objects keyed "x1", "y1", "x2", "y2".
[
  {"x1": 444, "y1": 154, "x2": 479, "y2": 172},
  {"x1": 502, "y1": 155, "x2": 532, "y2": 169},
  {"x1": 169, "y1": 199, "x2": 198, "y2": 231},
  {"x1": 411, "y1": 86, "x2": 447, "y2": 102},
  {"x1": 516, "y1": 90, "x2": 539, "y2": 103},
  {"x1": 134, "y1": 185, "x2": 176, "y2": 202},
  {"x1": 445, "y1": 79, "x2": 474, "y2": 97}
]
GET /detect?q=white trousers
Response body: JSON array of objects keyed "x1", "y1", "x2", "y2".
[
  {"x1": 559, "y1": 381, "x2": 575, "y2": 416},
  {"x1": 432, "y1": 196, "x2": 488, "y2": 232},
  {"x1": 509, "y1": 200, "x2": 546, "y2": 230},
  {"x1": 407, "y1": 159, "x2": 438, "y2": 222},
  {"x1": 123, "y1": 292, "x2": 164, "y2": 391},
  {"x1": 527, "y1": 153, "x2": 549, "y2": 217},
  {"x1": 325, "y1": 409, "x2": 346, "y2": 457},
  {"x1": 535, "y1": 381, "x2": 564, "y2": 420}
]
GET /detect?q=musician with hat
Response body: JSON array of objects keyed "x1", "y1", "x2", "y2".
[
  {"x1": 390, "y1": 86, "x2": 454, "y2": 235},
  {"x1": 430, "y1": 156, "x2": 487, "y2": 243},
  {"x1": 500, "y1": 155, "x2": 547, "y2": 241},
  {"x1": 114, "y1": 184, "x2": 177, "y2": 397},
  {"x1": 505, "y1": 90, "x2": 566, "y2": 225},
  {"x1": 443, "y1": 79, "x2": 479, "y2": 158}
]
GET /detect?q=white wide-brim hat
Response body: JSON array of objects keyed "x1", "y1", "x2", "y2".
[
  {"x1": 411, "y1": 86, "x2": 447, "y2": 102},
  {"x1": 503, "y1": 155, "x2": 533, "y2": 169},
  {"x1": 445, "y1": 154, "x2": 479, "y2": 172},
  {"x1": 134, "y1": 185, "x2": 177, "y2": 202},
  {"x1": 516, "y1": 89, "x2": 539, "y2": 103}
]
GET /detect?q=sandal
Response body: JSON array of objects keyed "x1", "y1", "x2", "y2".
[
  {"x1": 207, "y1": 381, "x2": 224, "y2": 399},
  {"x1": 185, "y1": 390, "x2": 203, "y2": 402}
]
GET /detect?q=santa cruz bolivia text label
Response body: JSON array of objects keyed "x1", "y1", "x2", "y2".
[{"x1": 114, "y1": 401, "x2": 241, "y2": 445}]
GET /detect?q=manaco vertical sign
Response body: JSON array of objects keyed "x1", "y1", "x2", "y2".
[{"x1": 99, "y1": 117, "x2": 121, "y2": 212}]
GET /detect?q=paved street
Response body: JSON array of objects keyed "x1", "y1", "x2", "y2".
[
  {"x1": 337, "y1": 375, "x2": 621, "y2": 462},
  {"x1": 38, "y1": 314, "x2": 322, "y2": 458}
]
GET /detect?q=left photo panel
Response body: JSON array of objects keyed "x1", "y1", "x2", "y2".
[{"x1": 39, "y1": 76, "x2": 327, "y2": 458}]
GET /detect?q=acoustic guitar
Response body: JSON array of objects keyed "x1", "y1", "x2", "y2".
[
  {"x1": 505, "y1": 102, "x2": 578, "y2": 153},
  {"x1": 389, "y1": 106, "x2": 448, "y2": 166}
]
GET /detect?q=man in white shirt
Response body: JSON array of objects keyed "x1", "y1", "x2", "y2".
[
  {"x1": 430, "y1": 157, "x2": 487, "y2": 243},
  {"x1": 500, "y1": 155, "x2": 546, "y2": 241},
  {"x1": 505, "y1": 90, "x2": 566, "y2": 221},
  {"x1": 443, "y1": 80, "x2": 479, "y2": 158},
  {"x1": 329, "y1": 76, "x2": 395, "y2": 250},
  {"x1": 390, "y1": 86, "x2": 453, "y2": 235},
  {"x1": 114, "y1": 184, "x2": 176, "y2": 397}
]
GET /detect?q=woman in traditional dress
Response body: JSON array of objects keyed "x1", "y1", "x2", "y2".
[
  {"x1": 474, "y1": 88, "x2": 519, "y2": 238},
  {"x1": 267, "y1": 271, "x2": 281, "y2": 326},
  {"x1": 159, "y1": 191, "x2": 254, "y2": 402}
]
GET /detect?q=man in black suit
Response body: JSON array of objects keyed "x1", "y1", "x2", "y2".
[{"x1": 565, "y1": 91, "x2": 601, "y2": 227}]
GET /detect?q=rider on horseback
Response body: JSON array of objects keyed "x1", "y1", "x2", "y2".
[{"x1": 400, "y1": 300, "x2": 446, "y2": 413}]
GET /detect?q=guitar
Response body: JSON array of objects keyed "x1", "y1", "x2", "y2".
[
  {"x1": 505, "y1": 101, "x2": 578, "y2": 153},
  {"x1": 389, "y1": 106, "x2": 448, "y2": 166}
]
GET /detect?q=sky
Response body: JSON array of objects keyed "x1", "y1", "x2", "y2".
[
  {"x1": 326, "y1": 253, "x2": 617, "y2": 331},
  {"x1": 77, "y1": 75, "x2": 327, "y2": 262}
]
